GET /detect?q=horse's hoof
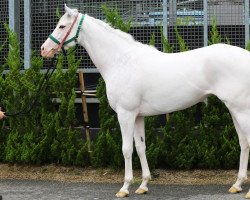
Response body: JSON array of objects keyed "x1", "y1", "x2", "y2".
[
  {"x1": 116, "y1": 191, "x2": 129, "y2": 198},
  {"x1": 135, "y1": 188, "x2": 148, "y2": 195},
  {"x1": 228, "y1": 186, "x2": 241, "y2": 194},
  {"x1": 245, "y1": 192, "x2": 250, "y2": 199}
]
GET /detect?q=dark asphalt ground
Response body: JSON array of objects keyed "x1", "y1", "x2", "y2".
[{"x1": 0, "y1": 179, "x2": 248, "y2": 200}]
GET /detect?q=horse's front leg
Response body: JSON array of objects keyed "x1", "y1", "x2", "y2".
[
  {"x1": 134, "y1": 116, "x2": 151, "y2": 195},
  {"x1": 116, "y1": 108, "x2": 137, "y2": 198}
]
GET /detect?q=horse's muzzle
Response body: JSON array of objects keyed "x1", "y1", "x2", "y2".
[{"x1": 41, "y1": 48, "x2": 58, "y2": 58}]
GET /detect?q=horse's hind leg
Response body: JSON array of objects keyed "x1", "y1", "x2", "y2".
[
  {"x1": 228, "y1": 110, "x2": 250, "y2": 198},
  {"x1": 134, "y1": 116, "x2": 151, "y2": 195},
  {"x1": 229, "y1": 114, "x2": 249, "y2": 194}
]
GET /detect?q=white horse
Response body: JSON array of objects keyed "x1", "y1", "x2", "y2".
[{"x1": 41, "y1": 4, "x2": 250, "y2": 198}]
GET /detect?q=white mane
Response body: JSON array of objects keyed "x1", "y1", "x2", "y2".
[
  {"x1": 89, "y1": 16, "x2": 135, "y2": 43},
  {"x1": 88, "y1": 15, "x2": 158, "y2": 52}
]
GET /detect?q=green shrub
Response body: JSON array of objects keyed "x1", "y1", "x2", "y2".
[
  {"x1": 0, "y1": 24, "x2": 89, "y2": 166},
  {"x1": 174, "y1": 26, "x2": 189, "y2": 52},
  {"x1": 0, "y1": 7, "x2": 243, "y2": 170},
  {"x1": 160, "y1": 27, "x2": 173, "y2": 53},
  {"x1": 209, "y1": 16, "x2": 222, "y2": 45}
]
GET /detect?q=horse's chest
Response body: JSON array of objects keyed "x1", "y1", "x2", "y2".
[{"x1": 106, "y1": 81, "x2": 141, "y2": 113}]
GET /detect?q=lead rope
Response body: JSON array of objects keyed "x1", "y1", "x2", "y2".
[
  {"x1": 3, "y1": 14, "x2": 84, "y2": 117},
  {"x1": 4, "y1": 44, "x2": 79, "y2": 117},
  {"x1": 4, "y1": 57, "x2": 58, "y2": 117}
]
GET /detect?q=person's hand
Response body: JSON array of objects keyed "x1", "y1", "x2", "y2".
[{"x1": 0, "y1": 110, "x2": 5, "y2": 120}]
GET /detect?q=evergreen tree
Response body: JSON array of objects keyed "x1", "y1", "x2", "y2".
[
  {"x1": 160, "y1": 27, "x2": 173, "y2": 53},
  {"x1": 209, "y1": 16, "x2": 222, "y2": 45},
  {"x1": 0, "y1": 24, "x2": 86, "y2": 166},
  {"x1": 174, "y1": 26, "x2": 189, "y2": 52}
]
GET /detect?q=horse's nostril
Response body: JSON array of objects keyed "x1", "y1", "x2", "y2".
[{"x1": 42, "y1": 46, "x2": 44, "y2": 51}]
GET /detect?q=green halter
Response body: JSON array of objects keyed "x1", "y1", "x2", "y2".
[{"x1": 49, "y1": 14, "x2": 85, "y2": 46}]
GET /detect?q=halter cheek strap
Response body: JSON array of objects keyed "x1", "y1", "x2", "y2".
[{"x1": 49, "y1": 13, "x2": 85, "y2": 51}]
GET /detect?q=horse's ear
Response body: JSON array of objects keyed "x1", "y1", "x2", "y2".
[
  {"x1": 65, "y1": 4, "x2": 72, "y2": 14},
  {"x1": 65, "y1": 4, "x2": 78, "y2": 16}
]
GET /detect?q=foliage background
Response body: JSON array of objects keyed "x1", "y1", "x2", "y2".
[{"x1": 0, "y1": 8, "x2": 240, "y2": 170}]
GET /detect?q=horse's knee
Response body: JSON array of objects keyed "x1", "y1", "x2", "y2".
[
  {"x1": 239, "y1": 138, "x2": 250, "y2": 151},
  {"x1": 122, "y1": 145, "x2": 133, "y2": 159},
  {"x1": 239, "y1": 140, "x2": 249, "y2": 150},
  {"x1": 241, "y1": 145, "x2": 249, "y2": 152}
]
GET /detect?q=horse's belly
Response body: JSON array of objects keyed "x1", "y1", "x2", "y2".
[{"x1": 138, "y1": 84, "x2": 208, "y2": 116}]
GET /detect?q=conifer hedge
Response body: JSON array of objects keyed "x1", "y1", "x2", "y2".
[
  {"x1": 0, "y1": 24, "x2": 90, "y2": 165},
  {"x1": 0, "y1": 9, "x2": 241, "y2": 170}
]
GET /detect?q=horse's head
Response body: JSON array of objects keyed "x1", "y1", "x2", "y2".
[{"x1": 41, "y1": 4, "x2": 83, "y2": 58}]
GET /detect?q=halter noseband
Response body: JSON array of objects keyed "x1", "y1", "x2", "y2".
[{"x1": 48, "y1": 13, "x2": 85, "y2": 52}]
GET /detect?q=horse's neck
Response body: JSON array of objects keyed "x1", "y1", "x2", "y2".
[{"x1": 78, "y1": 15, "x2": 133, "y2": 80}]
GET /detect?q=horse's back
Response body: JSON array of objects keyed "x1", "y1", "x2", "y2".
[
  {"x1": 135, "y1": 44, "x2": 250, "y2": 115},
  {"x1": 107, "y1": 43, "x2": 250, "y2": 115}
]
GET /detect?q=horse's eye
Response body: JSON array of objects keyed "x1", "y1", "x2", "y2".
[{"x1": 59, "y1": 25, "x2": 66, "y2": 29}]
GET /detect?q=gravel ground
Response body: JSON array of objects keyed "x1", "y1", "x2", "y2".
[
  {"x1": 0, "y1": 164, "x2": 249, "y2": 200},
  {"x1": 0, "y1": 164, "x2": 242, "y2": 185},
  {"x1": 0, "y1": 179, "x2": 249, "y2": 200}
]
